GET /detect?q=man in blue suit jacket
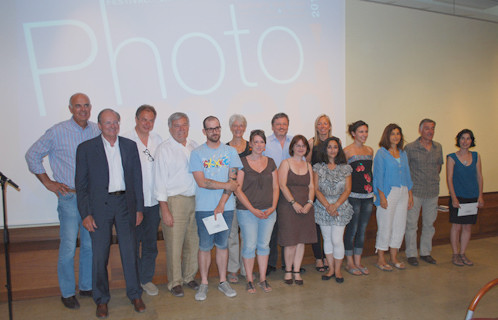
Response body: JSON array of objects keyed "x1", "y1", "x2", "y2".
[{"x1": 76, "y1": 108, "x2": 146, "y2": 318}]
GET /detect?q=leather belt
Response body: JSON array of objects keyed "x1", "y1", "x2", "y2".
[{"x1": 108, "y1": 190, "x2": 126, "y2": 195}]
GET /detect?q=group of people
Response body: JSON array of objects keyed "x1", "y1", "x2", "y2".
[{"x1": 25, "y1": 92, "x2": 484, "y2": 318}]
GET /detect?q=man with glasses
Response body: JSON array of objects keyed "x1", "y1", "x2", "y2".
[
  {"x1": 26, "y1": 93, "x2": 100, "y2": 310},
  {"x1": 189, "y1": 116, "x2": 243, "y2": 301},
  {"x1": 122, "y1": 105, "x2": 163, "y2": 295},
  {"x1": 154, "y1": 112, "x2": 200, "y2": 298},
  {"x1": 76, "y1": 109, "x2": 146, "y2": 318}
]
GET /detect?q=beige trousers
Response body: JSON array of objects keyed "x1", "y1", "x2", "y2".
[{"x1": 161, "y1": 195, "x2": 199, "y2": 290}]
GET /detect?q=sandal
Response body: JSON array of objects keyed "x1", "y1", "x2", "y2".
[
  {"x1": 283, "y1": 271, "x2": 293, "y2": 285},
  {"x1": 315, "y1": 259, "x2": 325, "y2": 272},
  {"x1": 258, "y1": 280, "x2": 272, "y2": 293},
  {"x1": 246, "y1": 281, "x2": 256, "y2": 294},
  {"x1": 390, "y1": 261, "x2": 406, "y2": 270},
  {"x1": 293, "y1": 271, "x2": 303, "y2": 285},
  {"x1": 460, "y1": 254, "x2": 474, "y2": 266},
  {"x1": 227, "y1": 272, "x2": 239, "y2": 284},
  {"x1": 345, "y1": 266, "x2": 362, "y2": 276},
  {"x1": 358, "y1": 265, "x2": 369, "y2": 275},
  {"x1": 375, "y1": 263, "x2": 393, "y2": 272},
  {"x1": 452, "y1": 254, "x2": 464, "y2": 267}
]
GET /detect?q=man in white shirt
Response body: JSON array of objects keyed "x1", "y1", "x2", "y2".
[
  {"x1": 76, "y1": 109, "x2": 145, "y2": 318},
  {"x1": 122, "y1": 105, "x2": 163, "y2": 295},
  {"x1": 154, "y1": 112, "x2": 200, "y2": 298}
]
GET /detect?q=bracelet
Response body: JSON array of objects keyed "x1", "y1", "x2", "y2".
[
  {"x1": 307, "y1": 199, "x2": 313, "y2": 204},
  {"x1": 289, "y1": 199, "x2": 296, "y2": 205}
]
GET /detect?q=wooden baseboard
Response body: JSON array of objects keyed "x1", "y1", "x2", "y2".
[{"x1": 1, "y1": 192, "x2": 497, "y2": 301}]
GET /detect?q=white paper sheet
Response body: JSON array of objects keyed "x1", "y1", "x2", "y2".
[
  {"x1": 457, "y1": 202, "x2": 478, "y2": 217},
  {"x1": 202, "y1": 213, "x2": 229, "y2": 235}
]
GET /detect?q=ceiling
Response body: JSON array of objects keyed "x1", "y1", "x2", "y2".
[{"x1": 360, "y1": 0, "x2": 498, "y2": 23}]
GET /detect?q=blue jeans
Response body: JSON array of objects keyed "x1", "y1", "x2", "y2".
[
  {"x1": 237, "y1": 209, "x2": 276, "y2": 258},
  {"x1": 57, "y1": 193, "x2": 92, "y2": 297},
  {"x1": 344, "y1": 197, "x2": 373, "y2": 256},
  {"x1": 136, "y1": 204, "x2": 161, "y2": 284},
  {"x1": 195, "y1": 211, "x2": 234, "y2": 251}
]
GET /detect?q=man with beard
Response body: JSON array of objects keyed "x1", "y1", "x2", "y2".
[{"x1": 189, "y1": 116, "x2": 243, "y2": 301}]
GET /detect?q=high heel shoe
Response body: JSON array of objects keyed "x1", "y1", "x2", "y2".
[
  {"x1": 283, "y1": 271, "x2": 293, "y2": 285},
  {"x1": 293, "y1": 271, "x2": 303, "y2": 285}
]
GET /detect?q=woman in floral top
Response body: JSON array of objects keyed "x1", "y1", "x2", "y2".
[{"x1": 313, "y1": 137, "x2": 353, "y2": 283}]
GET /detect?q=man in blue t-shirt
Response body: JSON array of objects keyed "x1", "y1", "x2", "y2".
[{"x1": 189, "y1": 116, "x2": 243, "y2": 301}]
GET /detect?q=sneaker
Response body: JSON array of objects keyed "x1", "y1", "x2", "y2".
[
  {"x1": 195, "y1": 284, "x2": 209, "y2": 301},
  {"x1": 218, "y1": 281, "x2": 237, "y2": 298},
  {"x1": 141, "y1": 282, "x2": 159, "y2": 296}
]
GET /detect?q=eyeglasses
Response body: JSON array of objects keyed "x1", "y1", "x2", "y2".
[
  {"x1": 143, "y1": 148, "x2": 154, "y2": 162},
  {"x1": 205, "y1": 126, "x2": 221, "y2": 133}
]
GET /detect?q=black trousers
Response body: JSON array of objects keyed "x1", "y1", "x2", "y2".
[{"x1": 91, "y1": 194, "x2": 142, "y2": 304}]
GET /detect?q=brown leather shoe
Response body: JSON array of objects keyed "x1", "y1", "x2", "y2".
[
  {"x1": 170, "y1": 285, "x2": 184, "y2": 297},
  {"x1": 96, "y1": 304, "x2": 108, "y2": 318},
  {"x1": 131, "y1": 298, "x2": 146, "y2": 313},
  {"x1": 185, "y1": 280, "x2": 200, "y2": 291}
]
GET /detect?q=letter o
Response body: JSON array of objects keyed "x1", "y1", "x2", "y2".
[
  {"x1": 172, "y1": 33, "x2": 226, "y2": 95},
  {"x1": 257, "y1": 26, "x2": 304, "y2": 84}
]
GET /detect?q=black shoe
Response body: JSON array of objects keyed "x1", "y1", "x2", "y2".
[
  {"x1": 79, "y1": 290, "x2": 92, "y2": 297},
  {"x1": 420, "y1": 255, "x2": 437, "y2": 264},
  {"x1": 321, "y1": 274, "x2": 335, "y2": 281},
  {"x1": 283, "y1": 271, "x2": 293, "y2": 285},
  {"x1": 61, "y1": 296, "x2": 80, "y2": 309},
  {"x1": 293, "y1": 271, "x2": 303, "y2": 285},
  {"x1": 407, "y1": 257, "x2": 419, "y2": 266},
  {"x1": 335, "y1": 277, "x2": 344, "y2": 284},
  {"x1": 266, "y1": 265, "x2": 276, "y2": 276},
  {"x1": 281, "y1": 265, "x2": 306, "y2": 273}
]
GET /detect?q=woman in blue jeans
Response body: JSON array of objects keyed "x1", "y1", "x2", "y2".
[
  {"x1": 235, "y1": 130, "x2": 279, "y2": 293},
  {"x1": 343, "y1": 121, "x2": 374, "y2": 275}
]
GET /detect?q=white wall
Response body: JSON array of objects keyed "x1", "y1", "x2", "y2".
[{"x1": 346, "y1": 0, "x2": 498, "y2": 195}]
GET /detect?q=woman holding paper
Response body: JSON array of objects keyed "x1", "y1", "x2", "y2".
[
  {"x1": 235, "y1": 130, "x2": 278, "y2": 293},
  {"x1": 446, "y1": 129, "x2": 484, "y2": 267}
]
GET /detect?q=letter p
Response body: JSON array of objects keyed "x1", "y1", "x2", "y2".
[{"x1": 23, "y1": 20, "x2": 97, "y2": 116}]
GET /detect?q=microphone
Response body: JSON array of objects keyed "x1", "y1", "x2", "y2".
[{"x1": 0, "y1": 172, "x2": 20, "y2": 191}]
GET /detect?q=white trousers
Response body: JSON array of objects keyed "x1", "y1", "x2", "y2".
[
  {"x1": 375, "y1": 186, "x2": 408, "y2": 251},
  {"x1": 320, "y1": 225, "x2": 346, "y2": 260}
]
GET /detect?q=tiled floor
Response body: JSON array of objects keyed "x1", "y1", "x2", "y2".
[{"x1": 2, "y1": 237, "x2": 497, "y2": 320}]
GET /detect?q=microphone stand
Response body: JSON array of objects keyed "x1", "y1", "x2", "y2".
[{"x1": 1, "y1": 171, "x2": 20, "y2": 320}]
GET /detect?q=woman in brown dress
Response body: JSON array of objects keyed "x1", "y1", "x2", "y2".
[{"x1": 278, "y1": 135, "x2": 317, "y2": 285}]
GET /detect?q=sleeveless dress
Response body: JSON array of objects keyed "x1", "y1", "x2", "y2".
[
  {"x1": 277, "y1": 169, "x2": 317, "y2": 246},
  {"x1": 448, "y1": 152, "x2": 479, "y2": 224}
]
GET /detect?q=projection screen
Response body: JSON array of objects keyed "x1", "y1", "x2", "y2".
[{"x1": 0, "y1": 0, "x2": 345, "y2": 226}]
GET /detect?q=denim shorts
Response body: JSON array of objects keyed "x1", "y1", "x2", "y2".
[{"x1": 195, "y1": 210, "x2": 234, "y2": 251}]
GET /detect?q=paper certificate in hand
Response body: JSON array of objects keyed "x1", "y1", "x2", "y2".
[
  {"x1": 457, "y1": 202, "x2": 478, "y2": 217},
  {"x1": 202, "y1": 213, "x2": 229, "y2": 235}
]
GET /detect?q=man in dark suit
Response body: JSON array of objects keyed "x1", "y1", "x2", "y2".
[{"x1": 76, "y1": 108, "x2": 146, "y2": 318}]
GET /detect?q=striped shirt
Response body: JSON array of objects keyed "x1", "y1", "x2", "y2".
[{"x1": 25, "y1": 117, "x2": 100, "y2": 189}]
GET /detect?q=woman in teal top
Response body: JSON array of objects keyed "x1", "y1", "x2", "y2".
[
  {"x1": 446, "y1": 129, "x2": 484, "y2": 267},
  {"x1": 373, "y1": 124, "x2": 413, "y2": 271}
]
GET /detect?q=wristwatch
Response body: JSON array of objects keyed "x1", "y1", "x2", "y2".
[
  {"x1": 289, "y1": 199, "x2": 296, "y2": 205},
  {"x1": 307, "y1": 199, "x2": 313, "y2": 204}
]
